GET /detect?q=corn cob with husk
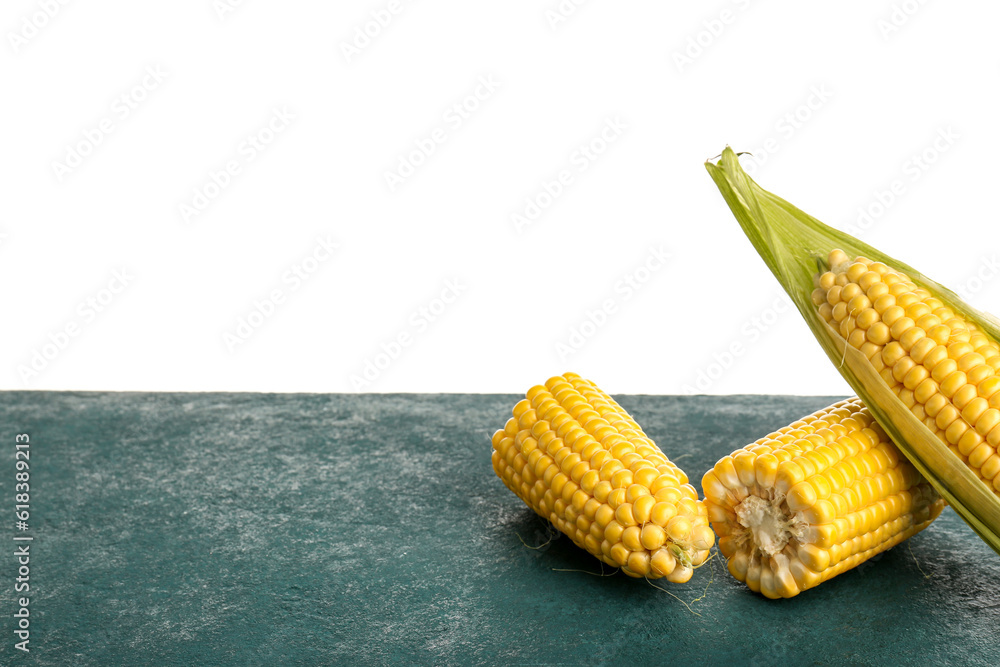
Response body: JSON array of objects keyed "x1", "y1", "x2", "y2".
[
  {"x1": 706, "y1": 146, "x2": 1000, "y2": 555},
  {"x1": 703, "y1": 397, "x2": 943, "y2": 599},
  {"x1": 814, "y1": 250, "x2": 1000, "y2": 492},
  {"x1": 491, "y1": 373, "x2": 714, "y2": 582}
]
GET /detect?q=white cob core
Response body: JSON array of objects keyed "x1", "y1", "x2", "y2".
[{"x1": 734, "y1": 495, "x2": 793, "y2": 557}]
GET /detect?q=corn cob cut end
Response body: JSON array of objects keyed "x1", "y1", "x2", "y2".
[
  {"x1": 703, "y1": 398, "x2": 943, "y2": 599},
  {"x1": 492, "y1": 373, "x2": 713, "y2": 582}
]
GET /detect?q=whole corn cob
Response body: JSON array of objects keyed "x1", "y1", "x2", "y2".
[
  {"x1": 703, "y1": 398, "x2": 943, "y2": 599},
  {"x1": 491, "y1": 373, "x2": 714, "y2": 582},
  {"x1": 706, "y1": 146, "x2": 1000, "y2": 555},
  {"x1": 814, "y1": 250, "x2": 1000, "y2": 494}
]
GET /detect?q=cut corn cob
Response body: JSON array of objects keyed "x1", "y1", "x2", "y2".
[
  {"x1": 704, "y1": 398, "x2": 943, "y2": 599},
  {"x1": 814, "y1": 250, "x2": 1000, "y2": 496},
  {"x1": 706, "y1": 146, "x2": 1000, "y2": 555},
  {"x1": 491, "y1": 373, "x2": 714, "y2": 582}
]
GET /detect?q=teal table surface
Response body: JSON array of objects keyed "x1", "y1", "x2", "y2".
[{"x1": 1, "y1": 392, "x2": 998, "y2": 666}]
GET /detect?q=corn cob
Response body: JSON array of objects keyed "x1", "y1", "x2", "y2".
[
  {"x1": 706, "y1": 146, "x2": 1000, "y2": 555},
  {"x1": 814, "y1": 250, "x2": 1000, "y2": 495},
  {"x1": 491, "y1": 373, "x2": 714, "y2": 582},
  {"x1": 703, "y1": 398, "x2": 943, "y2": 599}
]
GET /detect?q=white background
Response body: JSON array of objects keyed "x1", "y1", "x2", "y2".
[{"x1": 2, "y1": 0, "x2": 998, "y2": 395}]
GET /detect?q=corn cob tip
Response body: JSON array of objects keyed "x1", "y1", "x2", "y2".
[{"x1": 827, "y1": 248, "x2": 851, "y2": 272}]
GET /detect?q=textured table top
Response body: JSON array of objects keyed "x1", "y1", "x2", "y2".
[{"x1": 1, "y1": 392, "x2": 998, "y2": 666}]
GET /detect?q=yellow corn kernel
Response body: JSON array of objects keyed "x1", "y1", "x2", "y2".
[
  {"x1": 814, "y1": 252, "x2": 1000, "y2": 499},
  {"x1": 492, "y1": 374, "x2": 712, "y2": 581},
  {"x1": 703, "y1": 398, "x2": 943, "y2": 599}
]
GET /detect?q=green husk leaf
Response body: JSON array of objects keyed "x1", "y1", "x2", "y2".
[{"x1": 705, "y1": 146, "x2": 1000, "y2": 556}]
